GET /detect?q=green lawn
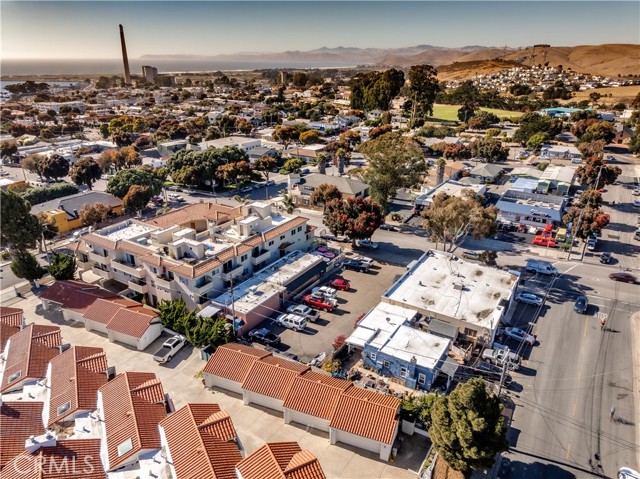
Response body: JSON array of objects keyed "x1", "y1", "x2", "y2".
[{"x1": 429, "y1": 104, "x2": 524, "y2": 123}]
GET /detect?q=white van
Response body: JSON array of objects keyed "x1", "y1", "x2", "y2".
[{"x1": 276, "y1": 313, "x2": 308, "y2": 332}]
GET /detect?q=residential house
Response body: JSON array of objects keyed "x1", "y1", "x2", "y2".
[
  {"x1": 1, "y1": 324, "x2": 62, "y2": 394},
  {"x1": 76, "y1": 202, "x2": 313, "y2": 309},
  {"x1": 197, "y1": 136, "x2": 260, "y2": 153},
  {"x1": 614, "y1": 123, "x2": 633, "y2": 144},
  {"x1": 157, "y1": 139, "x2": 188, "y2": 157},
  {"x1": 203, "y1": 343, "x2": 271, "y2": 393},
  {"x1": 468, "y1": 163, "x2": 503, "y2": 184},
  {"x1": 415, "y1": 180, "x2": 487, "y2": 207},
  {"x1": 539, "y1": 144, "x2": 582, "y2": 160},
  {"x1": 97, "y1": 372, "x2": 171, "y2": 472},
  {"x1": 0, "y1": 307, "x2": 25, "y2": 350},
  {"x1": 235, "y1": 442, "x2": 326, "y2": 479},
  {"x1": 0, "y1": 401, "x2": 45, "y2": 472},
  {"x1": 158, "y1": 403, "x2": 244, "y2": 479},
  {"x1": 289, "y1": 173, "x2": 369, "y2": 207},
  {"x1": 31, "y1": 191, "x2": 123, "y2": 234},
  {"x1": 537, "y1": 165, "x2": 576, "y2": 194}
]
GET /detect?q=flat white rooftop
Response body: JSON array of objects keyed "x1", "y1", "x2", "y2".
[
  {"x1": 214, "y1": 276, "x2": 285, "y2": 315},
  {"x1": 346, "y1": 303, "x2": 418, "y2": 349},
  {"x1": 101, "y1": 221, "x2": 155, "y2": 241},
  {"x1": 384, "y1": 250, "x2": 517, "y2": 331},
  {"x1": 255, "y1": 251, "x2": 322, "y2": 286},
  {"x1": 380, "y1": 325, "x2": 450, "y2": 370}
]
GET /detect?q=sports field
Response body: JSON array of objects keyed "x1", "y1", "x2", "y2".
[{"x1": 430, "y1": 104, "x2": 524, "y2": 122}]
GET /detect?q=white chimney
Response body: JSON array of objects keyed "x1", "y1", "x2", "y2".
[{"x1": 25, "y1": 431, "x2": 57, "y2": 453}]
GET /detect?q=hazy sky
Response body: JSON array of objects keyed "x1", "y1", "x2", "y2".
[{"x1": 2, "y1": 1, "x2": 638, "y2": 59}]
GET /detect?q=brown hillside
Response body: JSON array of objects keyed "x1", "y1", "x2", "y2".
[
  {"x1": 501, "y1": 44, "x2": 640, "y2": 77},
  {"x1": 381, "y1": 49, "x2": 471, "y2": 66},
  {"x1": 437, "y1": 59, "x2": 522, "y2": 81}
]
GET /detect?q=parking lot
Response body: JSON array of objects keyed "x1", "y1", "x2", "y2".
[{"x1": 249, "y1": 258, "x2": 407, "y2": 364}]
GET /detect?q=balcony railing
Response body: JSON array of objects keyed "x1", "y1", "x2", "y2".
[
  {"x1": 76, "y1": 258, "x2": 90, "y2": 271},
  {"x1": 251, "y1": 250, "x2": 271, "y2": 266},
  {"x1": 154, "y1": 274, "x2": 174, "y2": 289},
  {"x1": 88, "y1": 251, "x2": 111, "y2": 265},
  {"x1": 91, "y1": 265, "x2": 114, "y2": 280},
  {"x1": 221, "y1": 264, "x2": 244, "y2": 281},
  {"x1": 112, "y1": 259, "x2": 146, "y2": 279},
  {"x1": 193, "y1": 277, "x2": 214, "y2": 294},
  {"x1": 128, "y1": 278, "x2": 149, "y2": 294}
]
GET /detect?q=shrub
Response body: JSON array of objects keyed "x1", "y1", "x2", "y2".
[{"x1": 21, "y1": 183, "x2": 79, "y2": 205}]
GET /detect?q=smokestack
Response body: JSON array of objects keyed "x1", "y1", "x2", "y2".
[{"x1": 119, "y1": 24, "x2": 131, "y2": 86}]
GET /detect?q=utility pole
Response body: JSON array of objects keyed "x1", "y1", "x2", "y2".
[
  {"x1": 567, "y1": 164, "x2": 605, "y2": 260},
  {"x1": 498, "y1": 356, "x2": 508, "y2": 396}
]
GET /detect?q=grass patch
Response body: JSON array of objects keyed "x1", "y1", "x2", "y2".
[{"x1": 430, "y1": 104, "x2": 525, "y2": 123}]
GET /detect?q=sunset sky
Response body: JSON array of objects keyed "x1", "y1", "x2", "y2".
[{"x1": 2, "y1": 1, "x2": 638, "y2": 59}]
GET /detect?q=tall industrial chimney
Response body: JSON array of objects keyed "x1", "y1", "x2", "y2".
[{"x1": 119, "y1": 24, "x2": 131, "y2": 85}]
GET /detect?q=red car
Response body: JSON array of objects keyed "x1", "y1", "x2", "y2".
[
  {"x1": 533, "y1": 236, "x2": 556, "y2": 247},
  {"x1": 609, "y1": 272, "x2": 636, "y2": 283},
  {"x1": 330, "y1": 278, "x2": 351, "y2": 291},
  {"x1": 303, "y1": 294, "x2": 335, "y2": 312}
]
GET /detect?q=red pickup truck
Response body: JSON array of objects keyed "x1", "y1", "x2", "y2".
[{"x1": 303, "y1": 294, "x2": 335, "y2": 312}]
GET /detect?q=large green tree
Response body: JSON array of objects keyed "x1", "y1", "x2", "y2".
[
  {"x1": 253, "y1": 155, "x2": 278, "y2": 182},
  {"x1": 322, "y1": 196, "x2": 384, "y2": 244},
  {"x1": 47, "y1": 251, "x2": 77, "y2": 280},
  {"x1": 407, "y1": 65, "x2": 440, "y2": 121},
  {"x1": 575, "y1": 156, "x2": 621, "y2": 189},
  {"x1": 41, "y1": 154, "x2": 70, "y2": 180},
  {"x1": 70, "y1": 157, "x2": 102, "y2": 190},
  {"x1": 106, "y1": 168, "x2": 163, "y2": 198},
  {"x1": 579, "y1": 121, "x2": 616, "y2": 145},
  {"x1": 422, "y1": 191, "x2": 498, "y2": 251},
  {"x1": 358, "y1": 132, "x2": 427, "y2": 212},
  {"x1": 0, "y1": 190, "x2": 41, "y2": 252},
  {"x1": 123, "y1": 185, "x2": 152, "y2": 213},
  {"x1": 513, "y1": 113, "x2": 563, "y2": 145},
  {"x1": 283, "y1": 158, "x2": 304, "y2": 173},
  {"x1": 468, "y1": 137, "x2": 509, "y2": 163},
  {"x1": 563, "y1": 207, "x2": 610, "y2": 240},
  {"x1": 11, "y1": 250, "x2": 46, "y2": 284},
  {"x1": 273, "y1": 125, "x2": 299, "y2": 150},
  {"x1": 310, "y1": 183, "x2": 342, "y2": 207},
  {"x1": 79, "y1": 203, "x2": 111, "y2": 226},
  {"x1": 166, "y1": 146, "x2": 248, "y2": 188},
  {"x1": 349, "y1": 69, "x2": 405, "y2": 111},
  {"x1": 429, "y1": 378, "x2": 508, "y2": 476}
]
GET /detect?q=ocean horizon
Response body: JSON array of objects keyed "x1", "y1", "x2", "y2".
[{"x1": 1, "y1": 58, "x2": 359, "y2": 77}]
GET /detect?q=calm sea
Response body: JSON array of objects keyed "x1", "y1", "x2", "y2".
[{"x1": 1, "y1": 58, "x2": 356, "y2": 77}]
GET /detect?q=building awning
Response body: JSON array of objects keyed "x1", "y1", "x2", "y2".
[
  {"x1": 440, "y1": 357, "x2": 459, "y2": 378},
  {"x1": 427, "y1": 318, "x2": 459, "y2": 341}
]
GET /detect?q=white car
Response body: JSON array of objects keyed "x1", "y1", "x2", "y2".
[
  {"x1": 515, "y1": 293, "x2": 544, "y2": 306},
  {"x1": 276, "y1": 313, "x2": 308, "y2": 331},
  {"x1": 286, "y1": 304, "x2": 319, "y2": 322},
  {"x1": 311, "y1": 286, "x2": 337, "y2": 299},
  {"x1": 358, "y1": 239, "x2": 379, "y2": 249},
  {"x1": 587, "y1": 239, "x2": 597, "y2": 251},
  {"x1": 505, "y1": 327, "x2": 536, "y2": 346},
  {"x1": 354, "y1": 256, "x2": 374, "y2": 267}
]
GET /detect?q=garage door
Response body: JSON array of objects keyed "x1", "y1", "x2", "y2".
[
  {"x1": 208, "y1": 376, "x2": 243, "y2": 395},
  {"x1": 86, "y1": 319, "x2": 108, "y2": 334},
  {"x1": 245, "y1": 391, "x2": 284, "y2": 413},
  {"x1": 288, "y1": 410, "x2": 330, "y2": 432},
  {"x1": 333, "y1": 428, "x2": 381, "y2": 455},
  {"x1": 109, "y1": 331, "x2": 138, "y2": 349}
]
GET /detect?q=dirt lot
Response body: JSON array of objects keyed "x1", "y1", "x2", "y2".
[{"x1": 258, "y1": 261, "x2": 407, "y2": 363}]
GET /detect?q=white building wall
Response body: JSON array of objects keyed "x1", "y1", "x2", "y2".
[
  {"x1": 242, "y1": 391, "x2": 284, "y2": 413},
  {"x1": 284, "y1": 409, "x2": 330, "y2": 432}
]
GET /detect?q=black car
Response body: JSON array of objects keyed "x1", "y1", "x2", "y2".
[
  {"x1": 600, "y1": 252, "x2": 612, "y2": 264},
  {"x1": 380, "y1": 224, "x2": 399, "y2": 232},
  {"x1": 574, "y1": 295, "x2": 589, "y2": 314},
  {"x1": 474, "y1": 361, "x2": 513, "y2": 385},
  {"x1": 248, "y1": 328, "x2": 281, "y2": 346},
  {"x1": 342, "y1": 259, "x2": 369, "y2": 272}
]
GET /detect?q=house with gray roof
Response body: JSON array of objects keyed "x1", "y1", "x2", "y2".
[{"x1": 289, "y1": 173, "x2": 369, "y2": 206}]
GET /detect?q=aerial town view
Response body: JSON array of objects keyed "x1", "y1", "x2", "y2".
[{"x1": 0, "y1": 1, "x2": 639, "y2": 478}]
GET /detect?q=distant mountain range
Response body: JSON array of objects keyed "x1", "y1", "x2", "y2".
[{"x1": 140, "y1": 43, "x2": 640, "y2": 77}]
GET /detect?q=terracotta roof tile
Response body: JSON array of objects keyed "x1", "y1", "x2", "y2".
[
  {"x1": 160, "y1": 404, "x2": 242, "y2": 479},
  {"x1": 0, "y1": 308, "x2": 23, "y2": 351},
  {"x1": 0, "y1": 324, "x2": 20, "y2": 352},
  {"x1": 282, "y1": 372, "x2": 352, "y2": 421},
  {"x1": 144, "y1": 203, "x2": 241, "y2": 229},
  {"x1": 263, "y1": 217, "x2": 308, "y2": 241},
  {"x1": 1, "y1": 324, "x2": 62, "y2": 393},
  {"x1": 242, "y1": 356, "x2": 310, "y2": 401},
  {"x1": 1, "y1": 438, "x2": 105, "y2": 479},
  {"x1": 330, "y1": 387, "x2": 400, "y2": 445},
  {"x1": 82, "y1": 298, "x2": 138, "y2": 325},
  {"x1": 203, "y1": 343, "x2": 271, "y2": 383},
  {"x1": 99, "y1": 372, "x2": 167, "y2": 470},
  {"x1": 0, "y1": 401, "x2": 45, "y2": 470},
  {"x1": 47, "y1": 346, "x2": 108, "y2": 428},
  {"x1": 106, "y1": 308, "x2": 160, "y2": 339},
  {"x1": 236, "y1": 443, "x2": 325, "y2": 479},
  {"x1": 39, "y1": 281, "x2": 118, "y2": 314}
]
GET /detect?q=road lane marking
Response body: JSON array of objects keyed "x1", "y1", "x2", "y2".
[
  {"x1": 583, "y1": 317, "x2": 588, "y2": 337},
  {"x1": 565, "y1": 442, "x2": 571, "y2": 459},
  {"x1": 572, "y1": 403, "x2": 576, "y2": 416}
]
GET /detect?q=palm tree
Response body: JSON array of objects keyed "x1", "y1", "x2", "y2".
[
  {"x1": 280, "y1": 191, "x2": 296, "y2": 214},
  {"x1": 317, "y1": 153, "x2": 327, "y2": 175},
  {"x1": 436, "y1": 158, "x2": 446, "y2": 185}
]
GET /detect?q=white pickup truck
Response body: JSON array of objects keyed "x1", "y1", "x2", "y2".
[
  {"x1": 525, "y1": 259, "x2": 558, "y2": 275},
  {"x1": 482, "y1": 348, "x2": 521, "y2": 370},
  {"x1": 153, "y1": 335, "x2": 186, "y2": 364}
]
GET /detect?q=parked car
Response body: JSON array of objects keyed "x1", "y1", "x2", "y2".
[
  {"x1": 574, "y1": 295, "x2": 589, "y2": 314},
  {"x1": 330, "y1": 278, "x2": 351, "y2": 291},
  {"x1": 633, "y1": 200, "x2": 640, "y2": 207},
  {"x1": 461, "y1": 250, "x2": 480, "y2": 260},
  {"x1": 505, "y1": 327, "x2": 536, "y2": 345},
  {"x1": 632, "y1": 189, "x2": 640, "y2": 196},
  {"x1": 311, "y1": 286, "x2": 337, "y2": 299},
  {"x1": 342, "y1": 259, "x2": 369, "y2": 272},
  {"x1": 169, "y1": 194, "x2": 185, "y2": 202},
  {"x1": 303, "y1": 294, "x2": 335, "y2": 312},
  {"x1": 241, "y1": 186, "x2": 253, "y2": 194},
  {"x1": 286, "y1": 304, "x2": 319, "y2": 322},
  {"x1": 253, "y1": 183, "x2": 263, "y2": 190},
  {"x1": 354, "y1": 256, "x2": 374, "y2": 268},
  {"x1": 248, "y1": 328, "x2": 281, "y2": 346},
  {"x1": 357, "y1": 239, "x2": 379, "y2": 249},
  {"x1": 275, "y1": 313, "x2": 308, "y2": 331},
  {"x1": 533, "y1": 236, "x2": 556, "y2": 247},
  {"x1": 152, "y1": 335, "x2": 186, "y2": 364},
  {"x1": 600, "y1": 252, "x2": 612, "y2": 264},
  {"x1": 481, "y1": 348, "x2": 521, "y2": 370},
  {"x1": 587, "y1": 238, "x2": 597, "y2": 251},
  {"x1": 609, "y1": 272, "x2": 636, "y2": 283},
  {"x1": 515, "y1": 292, "x2": 544, "y2": 306},
  {"x1": 379, "y1": 224, "x2": 399, "y2": 231}
]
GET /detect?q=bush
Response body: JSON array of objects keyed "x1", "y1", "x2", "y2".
[{"x1": 21, "y1": 183, "x2": 79, "y2": 205}]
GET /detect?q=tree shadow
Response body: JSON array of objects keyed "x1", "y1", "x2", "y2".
[{"x1": 496, "y1": 457, "x2": 579, "y2": 479}]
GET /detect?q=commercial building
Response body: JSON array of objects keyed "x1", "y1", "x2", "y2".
[
  {"x1": 197, "y1": 136, "x2": 261, "y2": 153},
  {"x1": 415, "y1": 180, "x2": 487, "y2": 207},
  {"x1": 495, "y1": 189, "x2": 567, "y2": 226},
  {"x1": 75, "y1": 202, "x2": 313, "y2": 309},
  {"x1": 537, "y1": 165, "x2": 576, "y2": 195}
]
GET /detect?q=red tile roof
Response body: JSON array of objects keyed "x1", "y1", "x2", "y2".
[
  {"x1": 106, "y1": 308, "x2": 160, "y2": 339},
  {"x1": 242, "y1": 356, "x2": 310, "y2": 401},
  {"x1": 282, "y1": 372, "x2": 352, "y2": 421},
  {"x1": 39, "y1": 281, "x2": 118, "y2": 314},
  {"x1": 47, "y1": 346, "x2": 108, "y2": 428},
  {"x1": 82, "y1": 298, "x2": 139, "y2": 325},
  {"x1": 1, "y1": 324, "x2": 62, "y2": 393},
  {"x1": 0, "y1": 307, "x2": 23, "y2": 351},
  {"x1": 330, "y1": 387, "x2": 400, "y2": 445},
  {"x1": 203, "y1": 343, "x2": 271, "y2": 383},
  {"x1": 144, "y1": 203, "x2": 242, "y2": 229},
  {"x1": 235, "y1": 442, "x2": 325, "y2": 479},
  {"x1": 160, "y1": 403, "x2": 242, "y2": 479},
  {"x1": 99, "y1": 372, "x2": 167, "y2": 470},
  {"x1": 0, "y1": 401, "x2": 45, "y2": 471},
  {"x1": 1, "y1": 438, "x2": 105, "y2": 479}
]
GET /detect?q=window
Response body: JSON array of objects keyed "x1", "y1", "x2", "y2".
[
  {"x1": 370, "y1": 353, "x2": 377, "y2": 361},
  {"x1": 383, "y1": 360, "x2": 390, "y2": 368},
  {"x1": 179, "y1": 276, "x2": 188, "y2": 285},
  {"x1": 297, "y1": 226, "x2": 302, "y2": 232},
  {"x1": 241, "y1": 254, "x2": 248, "y2": 262},
  {"x1": 463, "y1": 328, "x2": 478, "y2": 338},
  {"x1": 8, "y1": 371, "x2": 21, "y2": 382},
  {"x1": 400, "y1": 367, "x2": 408, "y2": 378},
  {"x1": 280, "y1": 235, "x2": 285, "y2": 240},
  {"x1": 418, "y1": 374, "x2": 426, "y2": 385},
  {"x1": 268, "y1": 241, "x2": 274, "y2": 247},
  {"x1": 117, "y1": 438, "x2": 133, "y2": 457},
  {"x1": 57, "y1": 401, "x2": 72, "y2": 416},
  {"x1": 291, "y1": 230, "x2": 295, "y2": 236}
]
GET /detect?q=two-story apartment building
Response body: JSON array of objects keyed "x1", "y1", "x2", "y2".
[{"x1": 77, "y1": 202, "x2": 313, "y2": 309}]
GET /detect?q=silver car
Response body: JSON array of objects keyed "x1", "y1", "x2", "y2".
[{"x1": 515, "y1": 292, "x2": 543, "y2": 306}]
